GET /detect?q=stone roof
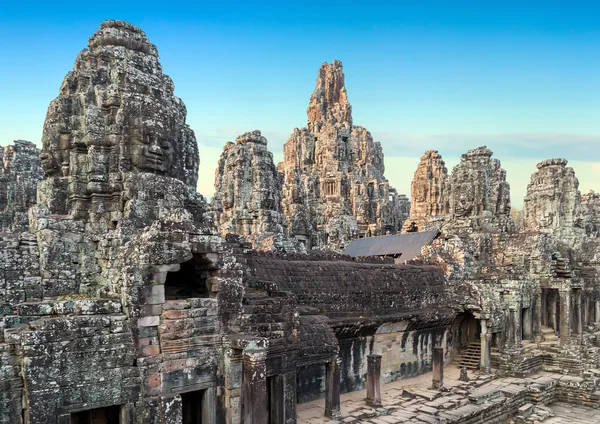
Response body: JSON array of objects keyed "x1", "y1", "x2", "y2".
[{"x1": 343, "y1": 230, "x2": 440, "y2": 261}]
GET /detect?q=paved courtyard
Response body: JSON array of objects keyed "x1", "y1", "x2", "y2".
[{"x1": 297, "y1": 365, "x2": 600, "y2": 424}]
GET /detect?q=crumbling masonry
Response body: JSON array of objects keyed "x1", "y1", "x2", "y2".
[{"x1": 0, "y1": 19, "x2": 599, "y2": 424}]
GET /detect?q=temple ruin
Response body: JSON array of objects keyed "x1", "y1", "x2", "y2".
[
  {"x1": 0, "y1": 19, "x2": 599, "y2": 424},
  {"x1": 280, "y1": 60, "x2": 409, "y2": 251}
]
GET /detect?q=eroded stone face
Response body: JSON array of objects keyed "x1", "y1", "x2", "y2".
[
  {"x1": 280, "y1": 61, "x2": 408, "y2": 251},
  {"x1": 211, "y1": 130, "x2": 303, "y2": 252},
  {"x1": 582, "y1": 190, "x2": 600, "y2": 237},
  {"x1": 403, "y1": 150, "x2": 448, "y2": 232},
  {"x1": 40, "y1": 20, "x2": 199, "y2": 206},
  {"x1": 523, "y1": 158, "x2": 583, "y2": 243},
  {"x1": 446, "y1": 146, "x2": 511, "y2": 230},
  {"x1": 0, "y1": 140, "x2": 43, "y2": 233}
]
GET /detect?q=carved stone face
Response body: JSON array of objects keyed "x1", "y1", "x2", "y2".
[
  {"x1": 454, "y1": 190, "x2": 474, "y2": 217},
  {"x1": 128, "y1": 119, "x2": 173, "y2": 174},
  {"x1": 41, "y1": 133, "x2": 71, "y2": 177}
]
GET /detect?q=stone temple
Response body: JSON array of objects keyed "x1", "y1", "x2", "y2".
[{"x1": 0, "y1": 19, "x2": 600, "y2": 424}]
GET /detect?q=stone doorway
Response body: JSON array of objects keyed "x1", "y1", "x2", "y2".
[
  {"x1": 181, "y1": 390, "x2": 204, "y2": 424},
  {"x1": 164, "y1": 253, "x2": 218, "y2": 300},
  {"x1": 457, "y1": 311, "x2": 480, "y2": 349},
  {"x1": 71, "y1": 405, "x2": 121, "y2": 424}
]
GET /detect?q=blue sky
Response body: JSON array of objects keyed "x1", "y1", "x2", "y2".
[{"x1": 1, "y1": 1, "x2": 599, "y2": 207}]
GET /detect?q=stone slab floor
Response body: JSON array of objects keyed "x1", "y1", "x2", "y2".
[{"x1": 296, "y1": 365, "x2": 600, "y2": 424}]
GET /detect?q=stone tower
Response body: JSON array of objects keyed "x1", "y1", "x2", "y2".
[
  {"x1": 403, "y1": 150, "x2": 448, "y2": 232},
  {"x1": 211, "y1": 130, "x2": 302, "y2": 251},
  {"x1": 523, "y1": 158, "x2": 584, "y2": 244},
  {"x1": 280, "y1": 60, "x2": 406, "y2": 251},
  {"x1": 32, "y1": 20, "x2": 208, "y2": 297},
  {"x1": 445, "y1": 146, "x2": 511, "y2": 230},
  {"x1": 0, "y1": 140, "x2": 42, "y2": 233}
]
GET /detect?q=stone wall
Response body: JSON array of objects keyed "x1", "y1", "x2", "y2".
[{"x1": 1, "y1": 299, "x2": 139, "y2": 423}]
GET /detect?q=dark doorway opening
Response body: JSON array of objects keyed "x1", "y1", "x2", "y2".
[
  {"x1": 267, "y1": 375, "x2": 284, "y2": 423},
  {"x1": 457, "y1": 311, "x2": 480, "y2": 349},
  {"x1": 182, "y1": 390, "x2": 204, "y2": 424},
  {"x1": 164, "y1": 254, "x2": 218, "y2": 300},
  {"x1": 71, "y1": 405, "x2": 121, "y2": 424}
]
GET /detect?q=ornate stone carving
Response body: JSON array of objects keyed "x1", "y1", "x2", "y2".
[
  {"x1": 40, "y1": 20, "x2": 199, "y2": 221},
  {"x1": 0, "y1": 140, "x2": 42, "y2": 233},
  {"x1": 280, "y1": 60, "x2": 407, "y2": 251},
  {"x1": 446, "y1": 146, "x2": 511, "y2": 230},
  {"x1": 523, "y1": 158, "x2": 583, "y2": 243},
  {"x1": 403, "y1": 150, "x2": 448, "y2": 232},
  {"x1": 582, "y1": 190, "x2": 600, "y2": 238},
  {"x1": 30, "y1": 20, "x2": 210, "y2": 297},
  {"x1": 211, "y1": 130, "x2": 302, "y2": 252}
]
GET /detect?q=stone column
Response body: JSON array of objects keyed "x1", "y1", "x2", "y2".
[
  {"x1": 573, "y1": 289, "x2": 583, "y2": 344},
  {"x1": 541, "y1": 289, "x2": 547, "y2": 327},
  {"x1": 522, "y1": 307, "x2": 532, "y2": 340},
  {"x1": 284, "y1": 370, "x2": 297, "y2": 423},
  {"x1": 432, "y1": 347, "x2": 444, "y2": 389},
  {"x1": 268, "y1": 375, "x2": 284, "y2": 424},
  {"x1": 479, "y1": 319, "x2": 491, "y2": 372},
  {"x1": 548, "y1": 290, "x2": 557, "y2": 332},
  {"x1": 559, "y1": 289, "x2": 571, "y2": 346},
  {"x1": 533, "y1": 291, "x2": 543, "y2": 341},
  {"x1": 242, "y1": 349, "x2": 268, "y2": 424},
  {"x1": 325, "y1": 356, "x2": 341, "y2": 419},
  {"x1": 202, "y1": 387, "x2": 216, "y2": 424},
  {"x1": 595, "y1": 300, "x2": 600, "y2": 323},
  {"x1": 366, "y1": 354, "x2": 382, "y2": 406},
  {"x1": 506, "y1": 308, "x2": 521, "y2": 347}
]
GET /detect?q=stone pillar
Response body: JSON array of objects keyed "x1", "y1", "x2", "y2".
[
  {"x1": 202, "y1": 387, "x2": 216, "y2": 424},
  {"x1": 595, "y1": 300, "x2": 600, "y2": 323},
  {"x1": 573, "y1": 289, "x2": 583, "y2": 344},
  {"x1": 533, "y1": 291, "x2": 543, "y2": 341},
  {"x1": 366, "y1": 354, "x2": 382, "y2": 406},
  {"x1": 284, "y1": 370, "x2": 297, "y2": 423},
  {"x1": 268, "y1": 375, "x2": 284, "y2": 424},
  {"x1": 432, "y1": 347, "x2": 444, "y2": 389},
  {"x1": 541, "y1": 289, "x2": 547, "y2": 327},
  {"x1": 548, "y1": 290, "x2": 557, "y2": 332},
  {"x1": 479, "y1": 319, "x2": 491, "y2": 373},
  {"x1": 242, "y1": 349, "x2": 268, "y2": 424},
  {"x1": 507, "y1": 308, "x2": 521, "y2": 347},
  {"x1": 325, "y1": 356, "x2": 341, "y2": 419},
  {"x1": 559, "y1": 289, "x2": 571, "y2": 346},
  {"x1": 522, "y1": 307, "x2": 532, "y2": 340}
]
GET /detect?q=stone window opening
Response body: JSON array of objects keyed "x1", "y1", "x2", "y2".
[
  {"x1": 71, "y1": 405, "x2": 123, "y2": 424},
  {"x1": 164, "y1": 253, "x2": 219, "y2": 300},
  {"x1": 324, "y1": 181, "x2": 336, "y2": 196}
]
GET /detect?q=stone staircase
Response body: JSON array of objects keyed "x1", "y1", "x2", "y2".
[
  {"x1": 457, "y1": 341, "x2": 481, "y2": 370},
  {"x1": 539, "y1": 327, "x2": 559, "y2": 346}
]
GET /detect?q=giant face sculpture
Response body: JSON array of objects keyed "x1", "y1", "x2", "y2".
[
  {"x1": 41, "y1": 20, "x2": 198, "y2": 191},
  {"x1": 128, "y1": 118, "x2": 174, "y2": 174}
]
